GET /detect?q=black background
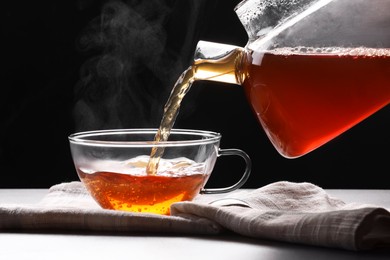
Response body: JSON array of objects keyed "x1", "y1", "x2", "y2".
[{"x1": 2, "y1": 0, "x2": 390, "y2": 189}]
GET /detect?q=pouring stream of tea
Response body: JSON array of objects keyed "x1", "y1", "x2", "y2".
[{"x1": 146, "y1": 49, "x2": 246, "y2": 175}]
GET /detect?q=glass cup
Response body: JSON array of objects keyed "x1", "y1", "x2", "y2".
[{"x1": 68, "y1": 128, "x2": 251, "y2": 215}]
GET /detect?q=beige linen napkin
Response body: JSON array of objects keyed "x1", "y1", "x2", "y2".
[
  {"x1": 171, "y1": 181, "x2": 390, "y2": 251},
  {"x1": 0, "y1": 181, "x2": 221, "y2": 235},
  {"x1": 1, "y1": 181, "x2": 389, "y2": 251}
]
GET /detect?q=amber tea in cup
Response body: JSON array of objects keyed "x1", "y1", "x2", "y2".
[{"x1": 69, "y1": 129, "x2": 251, "y2": 215}]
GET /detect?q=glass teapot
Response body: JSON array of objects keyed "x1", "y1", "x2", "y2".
[{"x1": 193, "y1": 0, "x2": 390, "y2": 158}]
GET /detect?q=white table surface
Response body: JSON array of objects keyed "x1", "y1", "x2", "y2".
[{"x1": 1, "y1": 189, "x2": 389, "y2": 260}]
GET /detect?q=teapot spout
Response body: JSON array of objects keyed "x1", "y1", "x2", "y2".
[
  {"x1": 193, "y1": 40, "x2": 249, "y2": 85},
  {"x1": 195, "y1": 40, "x2": 243, "y2": 60}
]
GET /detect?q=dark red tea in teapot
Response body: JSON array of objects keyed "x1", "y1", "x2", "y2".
[{"x1": 244, "y1": 47, "x2": 390, "y2": 158}]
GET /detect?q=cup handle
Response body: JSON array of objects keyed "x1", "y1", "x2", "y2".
[{"x1": 200, "y1": 148, "x2": 251, "y2": 194}]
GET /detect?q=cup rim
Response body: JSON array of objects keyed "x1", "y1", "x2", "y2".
[{"x1": 68, "y1": 128, "x2": 222, "y2": 147}]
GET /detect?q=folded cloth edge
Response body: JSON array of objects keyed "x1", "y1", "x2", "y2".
[
  {"x1": 355, "y1": 207, "x2": 390, "y2": 250},
  {"x1": 0, "y1": 205, "x2": 223, "y2": 235},
  {"x1": 170, "y1": 183, "x2": 390, "y2": 251}
]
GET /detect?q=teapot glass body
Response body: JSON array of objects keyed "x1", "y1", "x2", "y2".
[{"x1": 193, "y1": 0, "x2": 390, "y2": 158}]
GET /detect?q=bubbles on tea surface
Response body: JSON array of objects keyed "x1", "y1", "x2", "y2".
[
  {"x1": 345, "y1": 48, "x2": 390, "y2": 57},
  {"x1": 81, "y1": 155, "x2": 205, "y2": 177},
  {"x1": 269, "y1": 46, "x2": 390, "y2": 57},
  {"x1": 125, "y1": 155, "x2": 150, "y2": 169}
]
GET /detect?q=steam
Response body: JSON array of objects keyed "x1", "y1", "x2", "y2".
[{"x1": 74, "y1": 0, "x2": 207, "y2": 131}]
